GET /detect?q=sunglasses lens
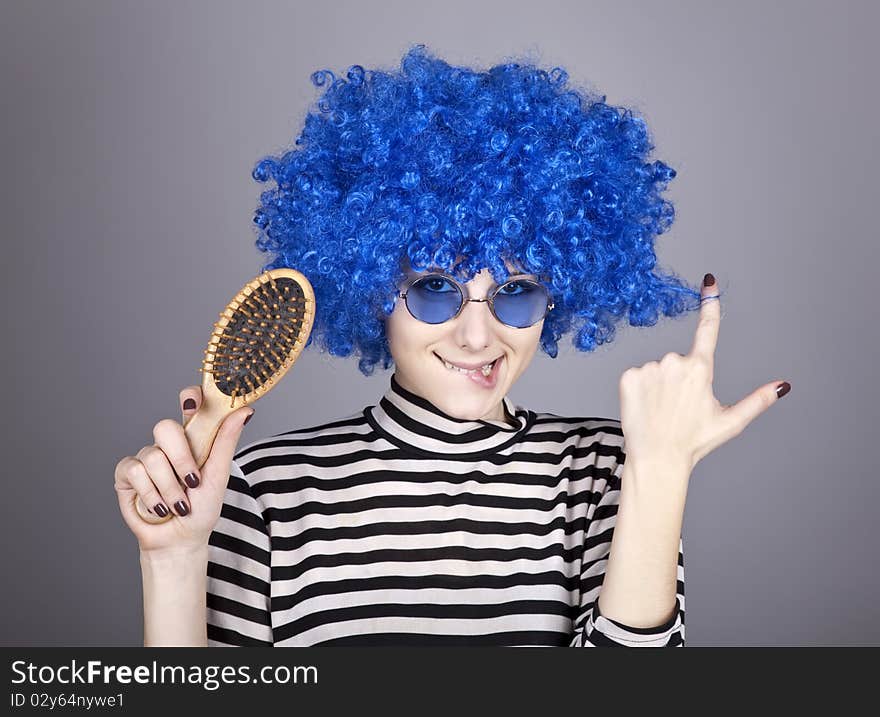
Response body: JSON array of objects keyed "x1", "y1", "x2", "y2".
[
  {"x1": 493, "y1": 281, "x2": 550, "y2": 328},
  {"x1": 406, "y1": 275, "x2": 463, "y2": 324}
]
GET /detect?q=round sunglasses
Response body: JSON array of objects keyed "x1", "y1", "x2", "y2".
[{"x1": 397, "y1": 272, "x2": 554, "y2": 328}]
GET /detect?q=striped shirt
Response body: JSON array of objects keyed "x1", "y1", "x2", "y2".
[{"x1": 206, "y1": 373, "x2": 686, "y2": 646}]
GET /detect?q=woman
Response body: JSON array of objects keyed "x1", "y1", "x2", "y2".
[{"x1": 115, "y1": 45, "x2": 789, "y2": 646}]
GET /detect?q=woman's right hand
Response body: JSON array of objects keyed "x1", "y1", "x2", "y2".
[{"x1": 114, "y1": 386, "x2": 254, "y2": 556}]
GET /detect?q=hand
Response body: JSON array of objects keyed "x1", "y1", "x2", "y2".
[
  {"x1": 114, "y1": 386, "x2": 254, "y2": 555},
  {"x1": 618, "y1": 273, "x2": 790, "y2": 474}
]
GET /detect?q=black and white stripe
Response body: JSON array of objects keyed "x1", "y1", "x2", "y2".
[{"x1": 207, "y1": 373, "x2": 686, "y2": 647}]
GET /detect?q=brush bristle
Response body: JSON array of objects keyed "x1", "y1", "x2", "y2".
[{"x1": 201, "y1": 275, "x2": 310, "y2": 406}]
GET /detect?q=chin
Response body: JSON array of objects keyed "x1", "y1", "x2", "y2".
[
  {"x1": 395, "y1": 356, "x2": 508, "y2": 420},
  {"x1": 431, "y1": 389, "x2": 499, "y2": 421}
]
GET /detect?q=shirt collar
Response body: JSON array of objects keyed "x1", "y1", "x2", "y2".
[{"x1": 364, "y1": 373, "x2": 533, "y2": 457}]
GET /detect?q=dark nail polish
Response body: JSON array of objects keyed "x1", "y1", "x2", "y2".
[
  {"x1": 184, "y1": 472, "x2": 200, "y2": 488},
  {"x1": 244, "y1": 412, "x2": 254, "y2": 426},
  {"x1": 174, "y1": 500, "x2": 189, "y2": 516},
  {"x1": 703, "y1": 273, "x2": 716, "y2": 288},
  {"x1": 776, "y1": 382, "x2": 791, "y2": 399},
  {"x1": 183, "y1": 398, "x2": 196, "y2": 410},
  {"x1": 154, "y1": 503, "x2": 169, "y2": 517}
]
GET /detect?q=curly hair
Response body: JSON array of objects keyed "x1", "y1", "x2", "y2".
[{"x1": 251, "y1": 44, "x2": 711, "y2": 375}]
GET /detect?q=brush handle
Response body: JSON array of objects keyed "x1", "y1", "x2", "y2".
[
  {"x1": 134, "y1": 379, "x2": 240, "y2": 524},
  {"x1": 133, "y1": 267, "x2": 314, "y2": 525}
]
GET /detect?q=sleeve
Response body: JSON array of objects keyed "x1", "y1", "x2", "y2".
[
  {"x1": 568, "y1": 444, "x2": 686, "y2": 647},
  {"x1": 206, "y1": 457, "x2": 274, "y2": 646}
]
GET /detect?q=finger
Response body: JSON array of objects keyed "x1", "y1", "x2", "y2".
[
  {"x1": 180, "y1": 385, "x2": 202, "y2": 425},
  {"x1": 136, "y1": 444, "x2": 190, "y2": 518},
  {"x1": 690, "y1": 273, "x2": 721, "y2": 364},
  {"x1": 114, "y1": 456, "x2": 170, "y2": 521},
  {"x1": 153, "y1": 418, "x2": 201, "y2": 491},
  {"x1": 201, "y1": 407, "x2": 254, "y2": 482},
  {"x1": 717, "y1": 380, "x2": 791, "y2": 446}
]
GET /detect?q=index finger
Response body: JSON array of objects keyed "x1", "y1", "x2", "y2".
[
  {"x1": 180, "y1": 385, "x2": 202, "y2": 425},
  {"x1": 689, "y1": 273, "x2": 721, "y2": 361}
]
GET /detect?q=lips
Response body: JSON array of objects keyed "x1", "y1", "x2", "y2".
[
  {"x1": 435, "y1": 352, "x2": 503, "y2": 389},
  {"x1": 435, "y1": 353, "x2": 500, "y2": 371}
]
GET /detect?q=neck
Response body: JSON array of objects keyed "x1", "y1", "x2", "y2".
[{"x1": 364, "y1": 374, "x2": 533, "y2": 457}]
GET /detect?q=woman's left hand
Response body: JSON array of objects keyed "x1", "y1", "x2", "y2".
[{"x1": 618, "y1": 273, "x2": 790, "y2": 475}]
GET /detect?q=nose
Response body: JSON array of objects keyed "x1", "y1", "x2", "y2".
[{"x1": 452, "y1": 296, "x2": 496, "y2": 350}]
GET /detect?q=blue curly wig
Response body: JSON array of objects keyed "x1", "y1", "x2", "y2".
[{"x1": 251, "y1": 44, "x2": 710, "y2": 376}]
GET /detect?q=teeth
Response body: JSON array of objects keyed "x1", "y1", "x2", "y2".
[{"x1": 442, "y1": 358, "x2": 496, "y2": 377}]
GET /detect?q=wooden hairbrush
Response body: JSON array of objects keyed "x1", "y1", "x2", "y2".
[{"x1": 135, "y1": 268, "x2": 316, "y2": 524}]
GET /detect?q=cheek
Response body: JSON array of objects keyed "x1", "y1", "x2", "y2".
[
  {"x1": 505, "y1": 325, "x2": 542, "y2": 374},
  {"x1": 386, "y1": 299, "x2": 415, "y2": 341},
  {"x1": 525, "y1": 325, "x2": 543, "y2": 353},
  {"x1": 507, "y1": 324, "x2": 542, "y2": 354},
  {"x1": 385, "y1": 303, "x2": 434, "y2": 356}
]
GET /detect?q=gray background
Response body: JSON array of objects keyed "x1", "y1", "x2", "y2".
[{"x1": 2, "y1": 0, "x2": 877, "y2": 646}]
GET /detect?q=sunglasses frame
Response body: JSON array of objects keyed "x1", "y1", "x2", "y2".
[{"x1": 397, "y1": 271, "x2": 555, "y2": 328}]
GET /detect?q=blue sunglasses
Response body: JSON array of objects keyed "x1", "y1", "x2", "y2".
[{"x1": 397, "y1": 272, "x2": 554, "y2": 328}]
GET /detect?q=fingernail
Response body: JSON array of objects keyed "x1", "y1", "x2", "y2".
[
  {"x1": 183, "y1": 398, "x2": 196, "y2": 411},
  {"x1": 244, "y1": 411, "x2": 254, "y2": 426},
  {"x1": 776, "y1": 381, "x2": 791, "y2": 399},
  {"x1": 703, "y1": 273, "x2": 716, "y2": 288},
  {"x1": 174, "y1": 500, "x2": 189, "y2": 517},
  {"x1": 154, "y1": 503, "x2": 169, "y2": 517},
  {"x1": 184, "y1": 472, "x2": 200, "y2": 488}
]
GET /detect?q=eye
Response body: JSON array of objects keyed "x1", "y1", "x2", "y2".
[
  {"x1": 498, "y1": 280, "x2": 529, "y2": 295},
  {"x1": 419, "y1": 275, "x2": 457, "y2": 293}
]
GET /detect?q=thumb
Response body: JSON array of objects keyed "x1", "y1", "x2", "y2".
[
  {"x1": 202, "y1": 407, "x2": 254, "y2": 479},
  {"x1": 716, "y1": 380, "x2": 790, "y2": 448}
]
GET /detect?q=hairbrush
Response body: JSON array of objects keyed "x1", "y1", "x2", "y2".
[{"x1": 135, "y1": 268, "x2": 315, "y2": 523}]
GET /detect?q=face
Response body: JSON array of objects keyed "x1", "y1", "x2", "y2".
[{"x1": 385, "y1": 259, "x2": 546, "y2": 424}]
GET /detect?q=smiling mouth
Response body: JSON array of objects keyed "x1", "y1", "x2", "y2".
[{"x1": 434, "y1": 352, "x2": 499, "y2": 377}]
